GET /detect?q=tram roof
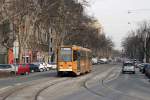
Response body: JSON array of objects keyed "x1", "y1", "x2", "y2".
[{"x1": 60, "y1": 45, "x2": 91, "y2": 52}]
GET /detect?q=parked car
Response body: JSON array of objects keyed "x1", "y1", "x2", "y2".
[
  {"x1": 139, "y1": 63, "x2": 150, "y2": 73},
  {"x1": 46, "y1": 63, "x2": 52, "y2": 70},
  {"x1": 33, "y1": 62, "x2": 47, "y2": 72},
  {"x1": 14, "y1": 64, "x2": 30, "y2": 75},
  {"x1": 99, "y1": 58, "x2": 108, "y2": 64},
  {"x1": 0, "y1": 64, "x2": 16, "y2": 74},
  {"x1": 49, "y1": 63, "x2": 57, "y2": 69},
  {"x1": 145, "y1": 65, "x2": 150, "y2": 78},
  {"x1": 136, "y1": 63, "x2": 142, "y2": 69},
  {"x1": 42, "y1": 63, "x2": 49, "y2": 71},
  {"x1": 92, "y1": 58, "x2": 98, "y2": 65},
  {"x1": 139, "y1": 63, "x2": 145, "y2": 72},
  {"x1": 98, "y1": 59, "x2": 105, "y2": 64},
  {"x1": 122, "y1": 62, "x2": 135, "y2": 74},
  {"x1": 28, "y1": 64, "x2": 39, "y2": 73},
  {"x1": 134, "y1": 61, "x2": 142, "y2": 68}
]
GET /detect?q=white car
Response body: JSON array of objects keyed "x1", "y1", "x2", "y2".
[
  {"x1": 39, "y1": 63, "x2": 46, "y2": 72},
  {"x1": 0, "y1": 64, "x2": 17, "y2": 74},
  {"x1": 33, "y1": 62, "x2": 47, "y2": 72},
  {"x1": 99, "y1": 58, "x2": 108, "y2": 64},
  {"x1": 51, "y1": 64, "x2": 57, "y2": 69},
  {"x1": 45, "y1": 63, "x2": 52, "y2": 70},
  {"x1": 92, "y1": 58, "x2": 98, "y2": 64},
  {"x1": 122, "y1": 62, "x2": 135, "y2": 74},
  {"x1": 47, "y1": 63, "x2": 57, "y2": 70}
]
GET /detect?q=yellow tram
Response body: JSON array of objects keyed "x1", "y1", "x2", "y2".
[{"x1": 57, "y1": 45, "x2": 92, "y2": 76}]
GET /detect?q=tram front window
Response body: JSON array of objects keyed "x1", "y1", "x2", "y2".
[{"x1": 60, "y1": 48, "x2": 72, "y2": 62}]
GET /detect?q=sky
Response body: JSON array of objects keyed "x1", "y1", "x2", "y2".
[{"x1": 86, "y1": 0, "x2": 150, "y2": 50}]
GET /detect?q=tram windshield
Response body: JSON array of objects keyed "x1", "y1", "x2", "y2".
[{"x1": 59, "y1": 48, "x2": 72, "y2": 62}]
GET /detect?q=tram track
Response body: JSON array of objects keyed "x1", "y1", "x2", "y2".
[
  {"x1": 82, "y1": 65, "x2": 146, "y2": 100},
  {"x1": 83, "y1": 76, "x2": 105, "y2": 97},
  {"x1": 81, "y1": 68, "x2": 120, "y2": 99},
  {"x1": 0, "y1": 64, "x2": 116, "y2": 100},
  {"x1": 34, "y1": 78, "x2": 71, "y2": 100},
  {"x1": 34, "y1": 73, "x2": 97, "y2": 100},
  {"x1": 34, "y1": 65, "x2": 106, "y2": 100},
  {"x1": 1, "y1": 77, "x2": 68, "y2": 100},
  {"x1": 81, "y1": 66, "x2": 116, "y2": 98},
  {"x1": 2, "y1": 85, "x2": 31, "y2": 100},
  {"x1": 101, "y1": 71, "x2": 147, "y2": 100}
]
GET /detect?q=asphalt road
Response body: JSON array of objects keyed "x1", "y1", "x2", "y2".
[
  {"x1": 0, "y1": 64, "x2": 150, "y2": 100},
  {"x1": 0, "y1": 70, "x2": 57, "y2": 89},
  {"x1": 104, "y1": 68, "x2": 150, "y2": 100},
  {"x1": 38, "y1": 64, "x2": 150, "y2": 100}
]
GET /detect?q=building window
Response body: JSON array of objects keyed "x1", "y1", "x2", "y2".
[
  {"x1": 50, "y1": 48, "x2": 53, "y2": 52},
  {"x1": 51, "y1": 38, "x2": 53, "y2": 43}
]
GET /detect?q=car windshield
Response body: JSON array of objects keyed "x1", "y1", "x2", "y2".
[
  {"x1": 0, "y1": 65, "x2": 11, "y2": 69},
  {"x1": 141, "y1": 63, "x2": 149, "y2": 67},
  {"x1": 13, "y1": 64, "x2": 19, "y2": 67},
  {"x1": 59, "y1": 48, "x2": 72, "y2": 62},
  {"x1": 124, "y1": 63, "x2": 133, "y2": 66},
  {"x1": 30, "y1": 64, "x2": 38, "y2": 67}
]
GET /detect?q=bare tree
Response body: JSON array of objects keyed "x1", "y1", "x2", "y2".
[
  {"x1": 122, "y1": 20, "x2": 150, "y2": 62},
  {"x1": 0, "y1": 0, "x2": 114, "y2": 63}
]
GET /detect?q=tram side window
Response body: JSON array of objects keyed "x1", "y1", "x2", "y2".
[
  {"x1": 87, "y1": 52, "x2": 91, "y2": 59},
  {"x1": 80, "y1": 51, "x2": 84, "y2": 58},
  {"x1": 73, "y1": 51, "x2": 81, "y2": 61},
  {"x1": 73, "y1": 51, "x2": 78, "y2": 61}
]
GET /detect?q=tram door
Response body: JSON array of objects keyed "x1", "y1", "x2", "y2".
[
  {"x1": 73, "y1": 51, "x2": 80, "y2": 72},
  {"x1": 77, "y1": 51, "x2": 81, "y2": 72}
]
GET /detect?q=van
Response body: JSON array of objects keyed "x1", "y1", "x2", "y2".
[
  {"x1": 15, "y1": 64, "x2": 30, "y2": 75},
  {"x1": 122, "y1": 62, "x2": 135, "y2": 74}
]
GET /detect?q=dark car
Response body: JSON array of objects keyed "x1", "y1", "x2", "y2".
[
  {"x1": 29, "y1": 64, "x2": 39, "y2": 73},
  {"x1": 139, "y1": 64, "x2": 144, "y2": 72},
  {"x1": 139, "y1": 63, "x2": 150, "y2": 73},
  {"x1": 136, "y1": 63, "x2": 142, "y2": 69},
  {"x1": 145, "y1": 65, "x2": 150, "y2": 78}
]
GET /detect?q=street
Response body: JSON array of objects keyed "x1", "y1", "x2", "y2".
[
  {"x1": 0, "y1": 64, "x2": 149, "y2": 100},
  {"x1": 0, "y1": 70, "x2": 57, "y2": 89},
  {"x1": 104, "y1": 68, "x2": 150, "y2": 100},
  {"x1": 0, "y1": 1, "x2": 150, "y2": 100}
]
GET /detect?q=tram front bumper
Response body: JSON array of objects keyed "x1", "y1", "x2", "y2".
[{"x1": 59, "y1": 69, "x2": 73, "y2": 71}]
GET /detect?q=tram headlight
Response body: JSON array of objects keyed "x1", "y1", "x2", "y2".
[
  {"x1": 68, "y1": 65, "x2": 72, "y2": 69},
  {"x1": 59, "y1": 65, "x2": 63, "y2": 69}
]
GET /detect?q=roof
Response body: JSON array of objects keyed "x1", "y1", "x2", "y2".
[{"x1": 60, "y1": 45, "x2": 91, "y2": 52}]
